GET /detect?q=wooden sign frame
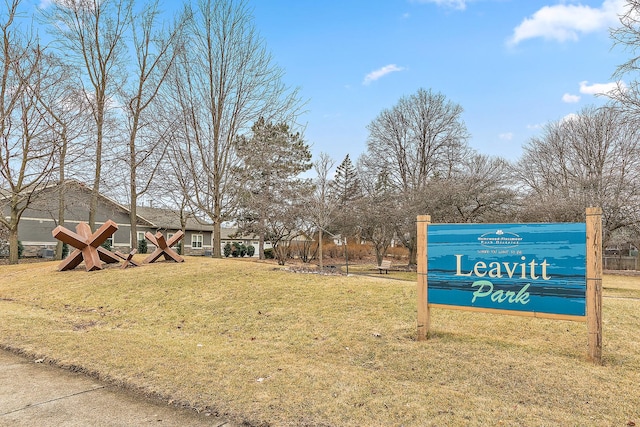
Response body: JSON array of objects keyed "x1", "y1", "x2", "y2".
[{"x1": 417, "y1": 208, "x2": 603, "y2": 364}]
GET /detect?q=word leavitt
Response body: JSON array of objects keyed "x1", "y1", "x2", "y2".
[{"x1": 454, "y1": 254, "x2": 552, "y2": 305}]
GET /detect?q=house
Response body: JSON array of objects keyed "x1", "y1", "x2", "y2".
[
  {"x1": 2, "y1": 180, "x2": 311, "y2": 259},
  {"x1": 135, "y1": 206, "x2": 215, "y2": 256},
  {"x1": 2, "y1": 181, "x2": 216, "y2": 257},
  {"x1": 219, "y1": 227, "x2": 277, "y2": 255}
]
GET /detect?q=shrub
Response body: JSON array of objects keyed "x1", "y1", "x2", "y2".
[
  {"x1": 247, "y1": 245, "x2": 255, "y2": 257},
  {"x1": 223, "y1": 242, "x2": 232, "y2": 257},
  {"x1": 386, "y1": 246, "x2": 409, "y2": 259},
  {"x1": 62, "y1": 243, "x2": 69, "y2": 258},
  {"x1": 263, "y1": 248, "x2": 274, "y2": 259},
  {"x1": 18, "y1": 240, "x2": 24, "y2": 258},
  {"x1": 100, "y1": 240, "x2": 112, "y2": 251},
  {"x1": 138, "y1": 239, "x2": 148, "y2": 254},
  {"x1": 345, "y1": 241, "x2": 372, "y2": 260},
  {"x1": 232, "y1": 243, "x2": 247, "y2": 257},
  {"x1": 323, "y1": 242, "x2": 340, "y2": 258},
  {"x1": 274, "y1": 245, "x2": 290, "y2": 265},
  {"x1": 0, "y1": 226, "x2": 8, "y2": 257}
]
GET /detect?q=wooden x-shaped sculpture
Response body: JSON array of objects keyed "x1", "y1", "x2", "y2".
[
  {"x1": 52, "y1": 221, "x2": 120, "y2": 271},
  {"x1": 115, "y1": 249, "x2": 139, "y2": 269},
  {"x1": 144, "y1": 230, "x2": 184, "y2": 263}
]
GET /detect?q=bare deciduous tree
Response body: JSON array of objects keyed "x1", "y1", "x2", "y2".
[
  {"x1": 1, "y1": 0, "x2": 57, "y2": 263},
  {"x1": 426, "y1": 154, "x2": 516, "y2": 224},
  {"x1": 356, "y1": 166, "x2": 401, "y2": 266},
  {"x1": 168, "y1": 0, "x2": 304, "y2": 257},
  {"x1": 41, "y1": 0, "x2": 133, "y2": 229},
  {"x1": 609, "y1": 0, "x2": 640, "y2": 114},
  {"x1": 359, "y1": 88, "x2": 471, "y2": 264},
  {"x1": 120, "y1": 0, "x2": 186, "y2": 251},
  {"x1": 35, "y1": 53, "x2": 91, "y2": 259},
  {"x1": 513, "y1": 105, "x2": 640, "y2": 245},
  {"x1": 306, "y1": 152, "x2": 336, "y2": 269}
]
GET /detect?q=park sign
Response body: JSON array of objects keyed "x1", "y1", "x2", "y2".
[
  {"x1": 427, "y1": 222, "x2": 586, "y2": 319},
  {"x1": 416, "y1": 208, "x2": 603, "y2": 364}
]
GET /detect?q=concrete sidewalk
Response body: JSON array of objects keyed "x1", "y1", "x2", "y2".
[{"x1": 0, "y1": 349, "x2": 235, "y2": 426}]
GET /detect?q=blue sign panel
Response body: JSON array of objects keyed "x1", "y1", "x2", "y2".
[{"x1": 427, "y1": 223, "x2": 586, "y2": 317}]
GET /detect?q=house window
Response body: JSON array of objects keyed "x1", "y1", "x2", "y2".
[
  {"x1": 137, "y1": 231, "x2": 145, "y2": 242},
  {"x1": 192, "y1": 234, "x2": 203, "y2": 249},
  {"x1": 168, "y1": 232, "x2": 175, "y2": 241}
]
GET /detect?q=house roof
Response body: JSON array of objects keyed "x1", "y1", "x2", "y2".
[
  {"x1": 219, "y1": 227, "x2": 313, "y2": 242},
  {"x1": 2, "y1": 180, "x2": 217, "y2": 232},
  {"x1": 2, "y1": 180, "x2": 156, "y2": 228},
  {"x1": 57, "y1": 180, "x2": 214, "y2": 232},
  {"x1": 220, "y1": 227, "x2": 260, "y2": 240},
  {"x1": 135, "y1": 206, "x2": 214, "y2": 232}
]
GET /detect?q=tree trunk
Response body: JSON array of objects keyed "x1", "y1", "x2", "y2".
[
  {"x1": 213, "y1": 222, "x2": 222, "y2": 258},
  {"x1": 181, "y1": 222, "x2": 187, "y2": 256},
  {"x1": 130, "y1": 164, "x2": 138, "y2": 252},
  {"x1": 89, "y1": 101, "x2": 104, "y2": 230},
  {"x1": 56, "y1": 180, "x2": 66, "y2": 260},
  {"x1": 318, "y1": 229, "x2": 323, "y2": 269},
  {"x1": 408, "y1": 235, "x2": 417, "y2": 266},
  {"x1": 8, "y1": 224, "x2": 19, "y2": 265},
  {"x1": 259, "y1": 232, "x2": 265, "y2": 260},
  {"x1": 258, "y1": 216, "x2": 266, "y2": 260},
  {"x1": 130, "y1": 202, "x2": 138, "y2": 252}
]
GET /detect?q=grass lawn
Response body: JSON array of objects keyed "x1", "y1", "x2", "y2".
[{"x1": 0, "y1": 257, "x2": 639, "y2": 426}]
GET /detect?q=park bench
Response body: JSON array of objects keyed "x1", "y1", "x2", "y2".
[{"x1": 377, "y1": 259, "x2": 392, "y2": 274}]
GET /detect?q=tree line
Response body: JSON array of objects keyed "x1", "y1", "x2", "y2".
[
  {"x1": 3, "y1": 0, "x2": 640, "y2": 266},
  {"x1": 0, "y1": 0, "x2": 302, "y2": 263}
]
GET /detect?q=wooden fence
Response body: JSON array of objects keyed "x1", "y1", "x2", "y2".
[{"x1": 603, "y1": 256, "x2": 638, "y2": 270}]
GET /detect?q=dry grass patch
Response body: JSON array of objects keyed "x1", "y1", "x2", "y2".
[{"x1": 0, "y1": 258, "x2": 639, "y2": 426}]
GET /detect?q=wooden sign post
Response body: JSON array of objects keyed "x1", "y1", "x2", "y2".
[
  {"x1": 586, "y1": 207, "x2": 603, "y2": 364},
  {"x1": 416, "y1": 208, "x2": 603, "y2": 364},
  {"x1": 417, "y1": 215, "x2": 430, "y2": 342}
]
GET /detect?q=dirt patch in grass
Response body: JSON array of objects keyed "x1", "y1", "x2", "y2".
[{"x1": 0, "y1": 257, "x2": 639, "y2": 426}]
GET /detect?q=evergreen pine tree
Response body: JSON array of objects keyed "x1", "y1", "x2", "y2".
[{"x1": 330, "y1": 154, "x2": 361, "y2": 207}]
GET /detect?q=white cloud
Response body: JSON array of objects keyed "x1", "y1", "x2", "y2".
[
  {"x1": 562, "y1": 113, "x2": 580, "y2": 123},
  {"x1": 363, "y1": 64, "x2": 405, "y2": 85},
  {"x1": 508, "y1": 0, "x2": 625, "y2": 46},
  {"x1": 410, "y1": 0, "x2": 468, "y2": 10},
  {"x1": 579, "y1": 80, "x2": 624, "y2": 95},
  {"x1": 39, "y1": 0, "x2": 87, "y2": 9},
  {"x1": 499, "y1": 132, "x2": 514, "y2": 141},
  {"x1": 562, "y1": 93, "x2": 581, "y2": 103}
]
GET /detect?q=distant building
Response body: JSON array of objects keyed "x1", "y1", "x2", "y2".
[
  {"x1": 1, "y1": 181, "x2": 218, "y2": 257},
  {"x1": 135, "y1": 205, "x2": 215, "y2": 256},
  {"x1": 2, "y1": 181, "x2": 308, "y2": 258}
]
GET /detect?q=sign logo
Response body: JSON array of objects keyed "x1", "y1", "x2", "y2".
[{"x1": 478, "y1": 230, "x2": 522, "y2": 248}]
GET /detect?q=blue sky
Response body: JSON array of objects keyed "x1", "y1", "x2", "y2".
[
  {"x1": 249, "y1": 0, "x2": 628, "y2": 164},
  {"x1": 29, "y1": 0, "x2": 630, "y2": 165}
]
